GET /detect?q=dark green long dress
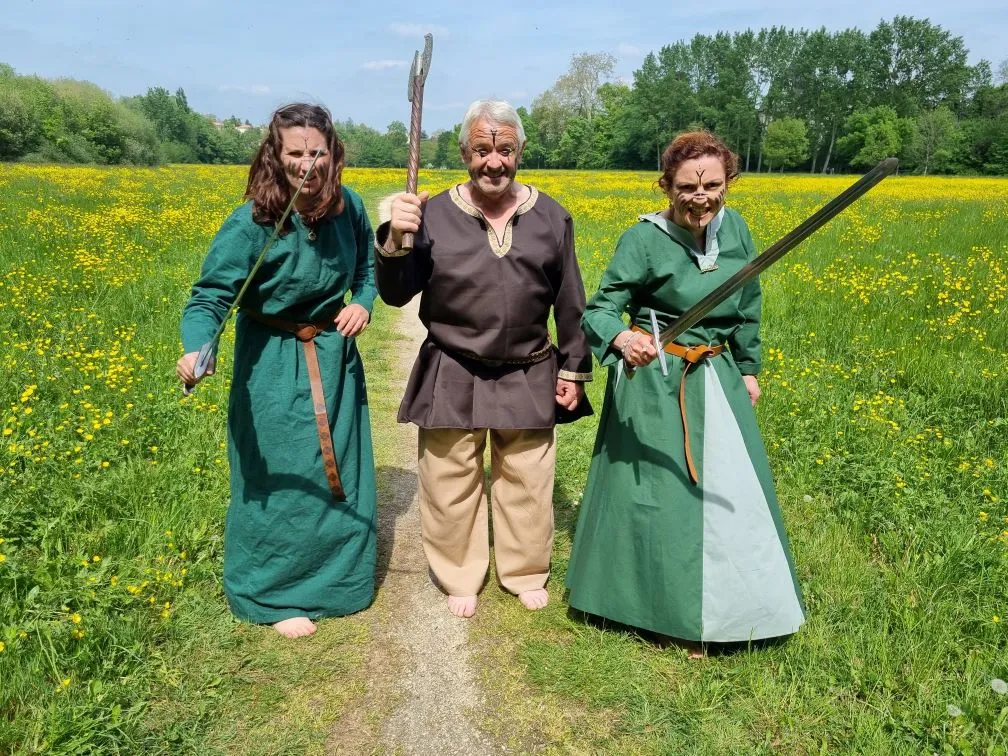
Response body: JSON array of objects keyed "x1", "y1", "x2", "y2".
[
  {"x1": 181, "y1": 188, "x2": 378, "y2": 624},
  {"x1": 565, "y1": 207, "x2": 805, "y2": 642}
]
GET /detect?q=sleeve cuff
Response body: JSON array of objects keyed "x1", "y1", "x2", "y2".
[
  {"x1": 558, "y1": 369, "x2": 593, "y2": 382},
  {"x1": 375, "y1": 221, "x2": 410, "y2": 258}
]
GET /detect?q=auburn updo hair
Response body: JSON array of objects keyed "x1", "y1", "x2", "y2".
[{"x1": 657, "y1": 130, "x2": 740, "y2": 193}]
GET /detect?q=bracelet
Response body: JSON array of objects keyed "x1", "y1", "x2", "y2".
[{"x1": 614, "y1": 332, "x2": 634, "y2": 356}]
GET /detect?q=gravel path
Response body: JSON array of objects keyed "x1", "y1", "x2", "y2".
[{"x1": 328, "y1": 297, "x2": 498, "y2": 754}]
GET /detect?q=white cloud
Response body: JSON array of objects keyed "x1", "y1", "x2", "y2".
[
  {"x1": 616, "y1": 43, "x2": 644, "y2": 57},
  {"x1": 218, "y1": 84, "x2": 271, "y2": 95},
  {"x1": 388, "y1": 23, "x2": 449, "y2": 38},
  {"x1": 360, "y1": 59, "x2": 409, "y2": 71},
  {"x1": 427, "y1": 101, "x2": 469, "y2": 111}
]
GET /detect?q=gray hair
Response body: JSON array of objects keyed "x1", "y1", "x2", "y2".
[{"x1": 458, "y1": 100, "x2": 526, "y2": 150}]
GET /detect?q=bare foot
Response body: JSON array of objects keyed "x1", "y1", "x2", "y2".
[
  {"x1": 654, "y1": 634, "x2": 704, "y2": 658},
  {"x1": 518, "y1": 588, "x2": 549, "y2": 610},
  {"x1": 447, "y1": 595, "x2": 477, "y2": 618},
  {"x1": 272, "y1": 616, "x2": 316, "y2": 638}
]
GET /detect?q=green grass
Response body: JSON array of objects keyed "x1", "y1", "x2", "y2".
[
  {"x1": 472, "y1": 172, "x2": 1008, "y2": 754},
  {"x1": 0, "y1": 165, "x2": 407, "y2": 754},
  {"x1": 1, "y1": 165, "x2": 1006, "y2": 753}
]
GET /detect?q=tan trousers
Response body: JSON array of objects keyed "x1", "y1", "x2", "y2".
[{"x1": 417, "y1": 427, "x2": 556, "y2": 596}]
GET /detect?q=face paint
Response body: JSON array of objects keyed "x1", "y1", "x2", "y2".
[
  {"x1": 277, "y1": 126, "x2": 330, "y2": 198},
  {"x1": 668, "y1": 155, "x2": 727, "y2": 236},
  {"x1": 463, "y1": 118, "x2": 523, "y2": 202}
]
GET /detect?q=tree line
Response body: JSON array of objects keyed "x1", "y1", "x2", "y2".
[
  {"x1": 520, "y1": 17, "x2": 1007, "y2": 175},
  {"x1": 0, "y1": 65, "x2": 263, "y2": 165},
  {"x1": 1, "y1": 15, "x2": 1006, "y2": 174}
]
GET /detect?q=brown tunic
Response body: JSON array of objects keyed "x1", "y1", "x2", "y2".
[{"x1": 376, "y1": 185, "x2": 593, "y2": 429}]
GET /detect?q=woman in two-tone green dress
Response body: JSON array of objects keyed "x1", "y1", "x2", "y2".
[
  {"x1": 566, "y1": 131, "x2": 805, "y2": 644},
  {"x1": 177, "y1": 104, "x2": 377, "y2": 639}
]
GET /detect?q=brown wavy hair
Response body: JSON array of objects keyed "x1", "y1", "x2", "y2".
[
  {"x1": 245, "y1": 103, "x2": 345, "y2": 229},
  {"x1": 657, "y1": 130, "x2": 740, "y2": 193}
]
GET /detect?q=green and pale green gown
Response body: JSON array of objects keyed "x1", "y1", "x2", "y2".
[
  {"x1": 181, "y1": 190, "x2": 378, "y2": 624},
  {"x1": 565, "y1": 207, "x2": 805, "y2": 642}
]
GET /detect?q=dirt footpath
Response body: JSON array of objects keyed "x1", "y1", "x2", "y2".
[{"x1": 327, "y1": 298, "x2": 499, "y2": 755}]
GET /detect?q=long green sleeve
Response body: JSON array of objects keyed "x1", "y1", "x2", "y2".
[
  {"x1": 727, "y1": 219, "x2": 762, "y2": 375},
  {"x1": 581, "y1": 227, "x2": 649, "y2": 368}
]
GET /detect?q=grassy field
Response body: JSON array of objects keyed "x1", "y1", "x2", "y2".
[{"x1": 0, "y1": 164, "x2": 1005, "y2": 753}]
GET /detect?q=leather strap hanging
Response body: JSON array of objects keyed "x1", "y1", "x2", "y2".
[
  {"x1": 630, "y1": 325, "x2": 725, "y2": 485},
  {"x1": 244, "y1": 309, "x2": 346, "y2": 500}
]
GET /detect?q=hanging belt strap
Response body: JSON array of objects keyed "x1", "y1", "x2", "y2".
[
  {"x1": 244, "y1": 309, "x2": 346, "y2": 501},
  {"x1": 631, "y1": 325, "x2": 725, "y2": 485}
]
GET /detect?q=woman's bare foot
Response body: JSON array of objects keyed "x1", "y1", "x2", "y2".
[
  {"x1": 447, "y1": 595, "x2": 477, "y2": 618},
  {"x1": 654, "y1": 633, "x2": 704, "y2": 658},
  {"x1": 518, "y1": 588, "x2": 549, "y2": 610},
  {"x1": 272, "y1": 616, "x2": 316, "y2": 638}
]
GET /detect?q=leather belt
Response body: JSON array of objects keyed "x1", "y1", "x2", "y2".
[
  {"x1": 244, "y1": 309, "x2": 346, "y2": 501},
  {"x1": 447, "y1": 341, "x2": 553, "y2": 369},
  {"x1": 631, "y1": 325, "x2": 725, "y2": 485}
]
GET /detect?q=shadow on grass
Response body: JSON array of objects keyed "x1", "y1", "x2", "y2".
[
  {"x1": 565, "y1": 605, "x2": 791, "y2": 656},
  {"x1": 374, "y1": 465, "x2": 417, "y2": 589}
]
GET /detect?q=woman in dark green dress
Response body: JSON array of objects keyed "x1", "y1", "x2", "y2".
[
  {"x1": 177, "y1": 104, "x2": 378, "y2": 638},
  {"x1": 566, "y1": 131, "x2": 804, "y2": 648}
]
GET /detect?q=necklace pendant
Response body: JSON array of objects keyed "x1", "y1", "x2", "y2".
[{"x1": 307, "y1": 229, "x2": 317, "y2": 242}]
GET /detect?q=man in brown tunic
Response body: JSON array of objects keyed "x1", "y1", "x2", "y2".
[{"x1": 376, "y1": 99, "x2": 593, "y2": 618}]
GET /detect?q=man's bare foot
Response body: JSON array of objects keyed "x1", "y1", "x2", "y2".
[
  {"x1": 447, "y1": 595, "x2": 477, "y2": 618},
  {"x1": 518, "y1": 588, "x2": 549, "y2": 610},
  {"x1": 272, "y1": 616, "x2": 316, "y2": 638}
]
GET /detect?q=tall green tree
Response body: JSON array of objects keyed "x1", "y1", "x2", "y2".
[
  {"x1": 762, "y1": 118, "x2": 809, "y2": 170},
  {"x1": 907, "y1": 106, "x2": 961, "y2": 174},
  {"x1": 836, "y1": 106, "x2": 907, "y2": 169}
]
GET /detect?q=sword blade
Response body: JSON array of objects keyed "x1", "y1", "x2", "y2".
[{"x1": 658, "y1": 157, "x2": 898, "y2": 347}]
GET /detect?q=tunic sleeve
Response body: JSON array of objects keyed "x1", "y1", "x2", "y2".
[
  {"x1": 581, "y1": 226, "x2": 650, "y2": 368},
  {"x1": 348, "y1": 193, "x2": 377, "y2": 314},
  {"x1": 728, "y1": 216, "x2": 762, "y2": 375},
  {"x1": 373, "y1": 220, "x2": 433, "y2": 308},
  {"x1": 181, "y1": 207, "x2": 258, "y2": 353},
  {"x1": 554, "y1": 214, "x2": 594, "y2": 382}
]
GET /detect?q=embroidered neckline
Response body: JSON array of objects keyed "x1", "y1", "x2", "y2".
[{"x1": 449, "y1": 184, "x2": 539, "y2": 257}]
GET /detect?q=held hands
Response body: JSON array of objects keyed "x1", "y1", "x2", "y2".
[
  {"x1": 176, "y1": 351, "x2": 215, "y2": 387},
  {"x1": 555, "y1": 378, "x2": 584, "y2": 411},
  {"x1": 387, "y1": 191, "x2": 429, "y2": 250},
  {"x1": 335, "y1": 303, "x2": 370, "y2": 337},
  {"x1": 742, "y1": 375, "x2": 761, "y2": 407},
  {"x1": 613, "y1": 330, "x2": 658, "y2": 368}
]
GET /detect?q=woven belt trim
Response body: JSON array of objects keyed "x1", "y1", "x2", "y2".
[{"x1": 448, "y1": 340, "x2": 553, "y2": 368}]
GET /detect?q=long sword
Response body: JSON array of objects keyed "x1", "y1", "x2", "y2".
[
  {"x1": 401, "y1": 33, "x2": 433, "y2": 252},
  {"x1": 183, "y1": 148, "x2": 322, "y2": 395},
  {"x1": 655, "y1": 158, "x2": 898, "y2": 348}
]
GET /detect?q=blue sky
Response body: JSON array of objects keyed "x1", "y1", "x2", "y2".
[{"x1": 3, "y1": 0, "x2": 1004, "y2": 132}]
